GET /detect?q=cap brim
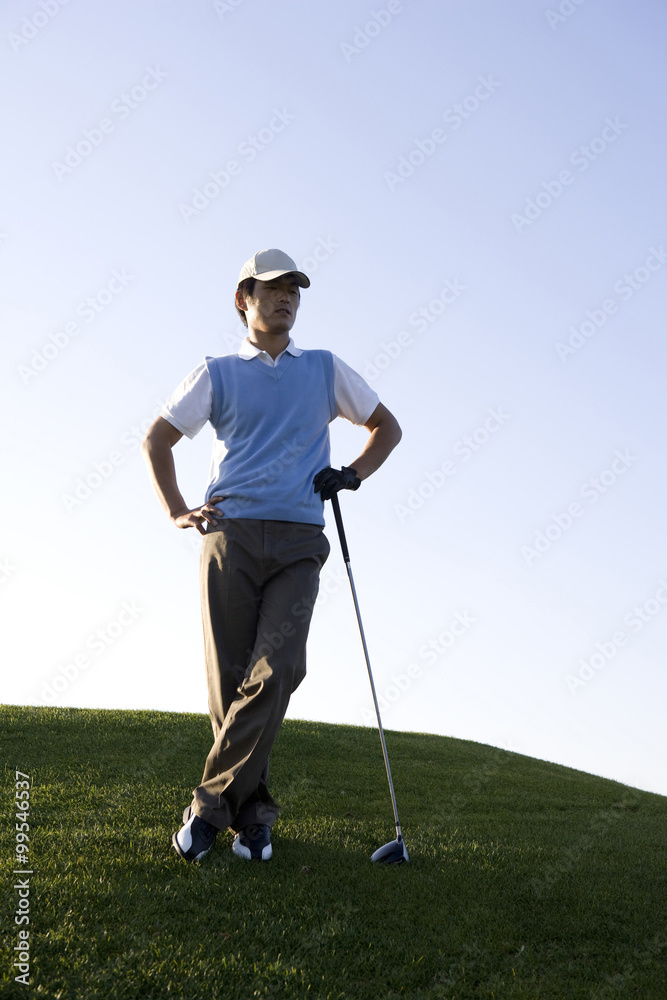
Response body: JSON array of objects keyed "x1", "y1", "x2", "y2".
[{"x1": 253, "y1": 269, "x2": 310, "y2": 288}]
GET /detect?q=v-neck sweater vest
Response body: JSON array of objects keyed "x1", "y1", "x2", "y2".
[{"x1": 204, "y1": 350, "x2": 337, "y2": 525}]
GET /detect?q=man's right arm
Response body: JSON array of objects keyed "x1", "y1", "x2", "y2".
[{"x1": 141, "y1": 416, "x2": 224, "y2": 534}]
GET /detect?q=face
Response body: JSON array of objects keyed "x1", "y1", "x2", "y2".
[{"x1": 237, "y1": 275, "x2": 301, "y2": 335}]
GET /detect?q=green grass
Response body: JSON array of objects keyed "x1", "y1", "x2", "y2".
[{"x1": 1, "y1": 705, "x2": 666, "y2": 999}]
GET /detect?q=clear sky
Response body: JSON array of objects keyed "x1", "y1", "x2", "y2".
[{"x1": 2, "y1": 0, "x2": 666, "y2": 797}]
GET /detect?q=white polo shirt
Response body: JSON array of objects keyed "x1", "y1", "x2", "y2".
[{"x1": 161, "y1": 337, "x2": 379, "y2": 439}]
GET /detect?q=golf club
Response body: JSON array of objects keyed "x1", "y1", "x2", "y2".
[{"x1": 330, "y1": 492, "x2": 409, "y2": 864}]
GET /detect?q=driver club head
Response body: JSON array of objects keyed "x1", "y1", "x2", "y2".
[{"x1": 370, "y1": 838, "x2": 409, "y2": 864}]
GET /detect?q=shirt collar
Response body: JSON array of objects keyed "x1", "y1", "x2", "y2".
[{"x1": 238, "y1": 336, "x2": 302, "y2": 362}]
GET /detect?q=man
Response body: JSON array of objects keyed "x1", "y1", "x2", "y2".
[{"x1": 142, "y1": 248, "x2": 401, "y2": 863}]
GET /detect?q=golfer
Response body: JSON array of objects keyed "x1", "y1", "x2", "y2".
[{"x1": 142, "y1": 249, "x2": 401, "y2": 862}]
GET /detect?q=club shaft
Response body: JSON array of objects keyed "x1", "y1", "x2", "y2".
[{"x1": 331, "y1": 494, "x2": 403, "y2": 843}]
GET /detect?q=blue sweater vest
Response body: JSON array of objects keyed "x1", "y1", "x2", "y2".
[{"x1": 204, "y1": 350, "x2": 337, "y2": 525}]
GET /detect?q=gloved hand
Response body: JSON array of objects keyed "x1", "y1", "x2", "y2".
[{"x1": 313, "y1": 466, "x2": 361, "y2": 501}]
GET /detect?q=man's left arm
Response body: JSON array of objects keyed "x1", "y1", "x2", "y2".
[
  {"x1": 346, "y1": 402, "x2": 402, "y2": 481},
  {"x1": 313, "y1": 357, "x2": 402, "y2": 500}
]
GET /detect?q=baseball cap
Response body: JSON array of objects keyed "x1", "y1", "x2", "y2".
[{"x1": 237, "y1": 249, "x2": 310, "y2": 288}]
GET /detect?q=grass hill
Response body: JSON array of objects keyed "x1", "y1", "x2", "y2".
[{"x1": 1, "y1": 705, "x2": 666, "y2": 999}]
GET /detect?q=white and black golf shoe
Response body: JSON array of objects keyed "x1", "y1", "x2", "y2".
[
  {"x1": 232, "y1": 823, "x2": 272, "y2": 861},
  {"x1": 172, "y1": 805, "x2": 217, "y2": 862}
]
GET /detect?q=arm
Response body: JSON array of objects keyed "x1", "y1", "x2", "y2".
[
  {"x1": 141, "y1": 416, "x2": 224, "y2": 534},
  {"x1": 347, "y1": 402, "x2": 402, "y2": 481}
]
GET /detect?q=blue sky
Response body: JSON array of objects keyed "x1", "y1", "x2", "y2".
[{"x1": 2, "y1": 0, "x2": 666, "y2": 797}]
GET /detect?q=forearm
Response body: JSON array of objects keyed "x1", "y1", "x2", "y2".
[
  {"x1": 141, "y1": 438, "x2": 189, "y2": 520},
  {"x1": 348, "y1": 416, "x2": 402, "y2": 482}
]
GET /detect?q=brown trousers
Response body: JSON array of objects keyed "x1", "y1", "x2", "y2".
[{"x1": 191, "y1": 519, "x2": 330, "y2": 833}]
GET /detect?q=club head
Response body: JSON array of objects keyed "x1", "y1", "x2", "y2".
[{"x1": 370, "y1": 838, "x2": 409, "y2": 864}]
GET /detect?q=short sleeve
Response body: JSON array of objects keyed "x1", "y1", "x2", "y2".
[
  {"x1": 332, "y1": 355, "x2": 380, "y2": 425},
  {"x1": 160, "y1": 362, "x2": 212, "y2": 439}
]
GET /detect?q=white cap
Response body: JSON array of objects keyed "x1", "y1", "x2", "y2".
[{"x1": 237, "y1": 248, "x2": 310, "y2": 288}]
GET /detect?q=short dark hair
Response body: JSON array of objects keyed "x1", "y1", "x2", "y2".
[{"x1": 235, "y1": 277, "x2": 256, "y2": 327}]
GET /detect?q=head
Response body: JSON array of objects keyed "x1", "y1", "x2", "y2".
[
  {"x1": 234, "y1": 248, "x2": 309, "y2": 332},
  {"x1": 235, "y1": 273, "x2": 302, "y2": 335}
]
